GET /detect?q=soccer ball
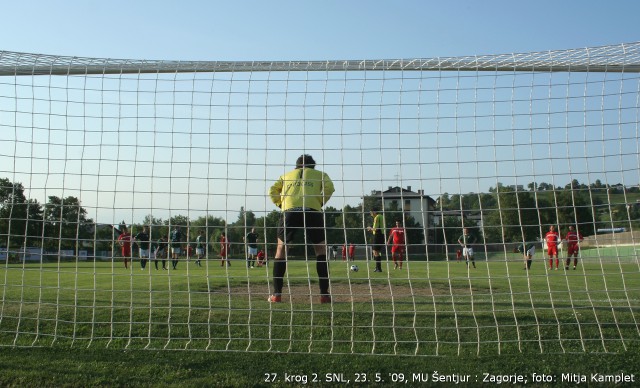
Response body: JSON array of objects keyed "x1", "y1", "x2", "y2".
[{"x1": 350, "y1": 264, "x2": 359, "y2": 272}]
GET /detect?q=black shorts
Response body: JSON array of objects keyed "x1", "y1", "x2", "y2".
[
  {"x1": 277, "y1": 208, "x2": 325, "y2": 245},
  {"x1": 372, "y1": 232, "x2": 386, "y2": 252}
]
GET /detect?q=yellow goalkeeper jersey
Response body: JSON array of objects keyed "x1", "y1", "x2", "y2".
[
  {"x1": 372, "y1": 213, "x2": 385, "y2": 235},
  {"x1": 269, "y1": 167, "x2": 334, "y2": 211}
]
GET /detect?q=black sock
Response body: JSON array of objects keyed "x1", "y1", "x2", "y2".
[
  {"x1": 273, "y1": 260, "x2": 287, "y2": 295},
  {"x1": 316, "y1": 255, "x2": 329, "y2": 295}
]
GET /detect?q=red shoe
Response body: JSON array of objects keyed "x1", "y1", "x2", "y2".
[
  {"x1": 268, "y1": 295, "x2": 282, "y2": 303},
  {"x1": 319, "y1": 295, "x2": 332, "y2": 304}
]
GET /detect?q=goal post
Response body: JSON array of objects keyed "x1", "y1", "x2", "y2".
[{"x1": 0, "y1": 42, "x2": 638, "y2": 356}]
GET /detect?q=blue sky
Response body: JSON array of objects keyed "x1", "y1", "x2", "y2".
[
  {"x1": 3, "y1": 0, "x2": 638, "y2": 60},
  {"x1": 1, "y1": 1, "x2": 639, "y2": 224}
]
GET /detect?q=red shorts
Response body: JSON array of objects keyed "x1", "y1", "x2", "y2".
[
  {"x1": 122, "y1": 248, "x2": 131, "y2": 257},
  {"x1": 567, "y1": 244, "x2": 579, "y2": 255},
  {"x1": 547, "y1": 246, "x2": 558, "y2": 256},
  {"x1": 391, "y1": 245, "x2": 405, "y2": 254}
]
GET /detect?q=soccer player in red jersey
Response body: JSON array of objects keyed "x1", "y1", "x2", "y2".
[
  {"x1": 220, "y1": 232, "x2": 230, "y2": 266},
  {"x1": 564, "y1": 225, "x2": 584, "y2": 270},
  {"x1": 545, "y1": 225, "x2": 561, "y2": 270},
  {"x1": 348, "y1": 243, "x2": 355, "y2": 261},
  {"x1": 387, "y1": 220, "x2": 407, "y2": 269},
  {"x1": 117, "y1": 226, "x2": 132, "y2": 269},
  {"x1": 256, "y1": 249, "x2": 266, "y2": 267}
]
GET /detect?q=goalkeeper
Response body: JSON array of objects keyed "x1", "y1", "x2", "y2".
[{"x1": 268, "y1": 154, "x2": 335, "y2": 304}]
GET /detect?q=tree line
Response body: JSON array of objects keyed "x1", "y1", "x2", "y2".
[
  {"x1": 436, "y1": 180, "x2": 639, "y2": 247},
  {"x1": 1, "y1": 177, "x2": 638, "y2": 259},
  {"x1": 0, "y1": 177, "x2": 415, "y2": 258}
]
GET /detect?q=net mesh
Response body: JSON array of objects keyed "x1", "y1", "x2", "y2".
[{"x1": 0, "y1": 42, "x2": 638, "y2": 355}]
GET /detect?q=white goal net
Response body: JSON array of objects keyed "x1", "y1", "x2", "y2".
[{"x1": 0, "y1": 43, "x2": 638, "y2": 355}]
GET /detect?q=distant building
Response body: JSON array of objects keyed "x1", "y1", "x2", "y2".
[{"x1": 369, "y1": 186, "x2": 435, "y2": 228}]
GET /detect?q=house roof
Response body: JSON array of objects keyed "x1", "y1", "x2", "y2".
[{"x1": 371, "y1": 186, "x2": 436, "y2": 204}]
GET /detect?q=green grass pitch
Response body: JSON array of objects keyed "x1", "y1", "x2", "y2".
[{"x1": 0, "y1": 251, "x2": 638, "y2": 386}]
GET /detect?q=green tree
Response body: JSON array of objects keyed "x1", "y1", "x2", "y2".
[
  {"x1": 0, "y1": 178, "x2": 45, "y2": 249},
  {"x1": 260, "y1": 210, "x2": 281, "y2": 256},
  {"x1": 478, "y1": 192, "x2": 498, "y2": 210},
  {"x1": 554, "y1": 190, "x2": 597, "y2": 235},
  {"x1": 565, "y1": 179, "x2": 582, "y2": 190},
  {"x1": 334, "y1": 204, "x2": 366, "y2": 247},
  {"x1": 483, "y1": 187, "x2": 543, "y2": 243},
  {"x1": 167, "y1": 215, "x2": 189, "y2": 228},
  {"x1": 94, "y1": 223, "x2": 117, "y2": 256},
  {"x1": 537, "y1": 182, "x2": 553, "y2": 191},
  {"x1": 140, "y1": 214, "x2": 166, "y2": 240},
  {"x1": 229, "y1": 207, "x2": 259, "y2": 249},
  {"x1": 23, "y1": 199, "x2": 44, "y2": 247},
  {"x1": 611, "y1": 203, "x2": 640, "y2": 230},
  {"x1": 435, "y1": 193, "x2": 450, "y2": 210},
  {"x1": 447, "y1": 194, "x2": 462, "y2": 210},
  {"x1": 433, "y1": 215, "x2": 461, "y2": 248},
  {"x1": 43, "y1": 196, "x2": 92, "y2": 252},
  {"x1": 184, "y1": 215, "x2": 226, "y2": 255},
  {"x1": 233, "y1": 207, "x2": 257, "y2": 229},
  {"x1": 323, "y1": 206, "x2": 345, "y2": 245},
  {"x1": 191, "y1": 214, "x2": 226, "y2": 230}
]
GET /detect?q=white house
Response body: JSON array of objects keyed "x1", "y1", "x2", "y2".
[{"x1": 369, "y1": 186, "x2": 435, "y2": 228}]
